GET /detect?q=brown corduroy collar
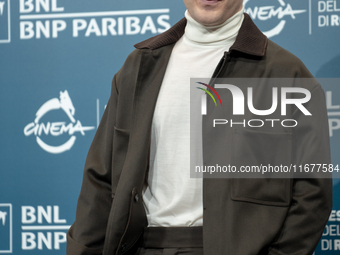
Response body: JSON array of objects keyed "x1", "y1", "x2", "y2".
[{"x1": 134, "y1": 13, "x2": 268, "y2": 57}]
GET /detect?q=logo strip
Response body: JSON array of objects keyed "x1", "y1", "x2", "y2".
[{"x1": 20, "y1": 8, "x2": 170, "y2": 20}]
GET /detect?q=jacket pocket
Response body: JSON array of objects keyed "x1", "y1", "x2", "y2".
[
  {"x1": 230, "y1": 128, "x2": 292, "y2": 206},
  {"x1": 116, "y1": 187, "x2": 147, "y2": 255},
  {"x1": 111, "y1": 126, "x2": 130, "y2": 195}
]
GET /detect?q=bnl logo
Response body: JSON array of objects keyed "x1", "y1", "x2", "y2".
[
  {"x1": 0, "y1": 204, "x2": 12, "y2": 253},
  {"x1": 0, "y1": 0, "x2": 11, "y2": 43}
]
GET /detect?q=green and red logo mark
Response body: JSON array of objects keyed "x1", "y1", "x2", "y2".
[{"x1": 196, "y1": 82, "x2": 223, "y2": 107}]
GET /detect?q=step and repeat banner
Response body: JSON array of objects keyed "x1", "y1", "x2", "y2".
[{"x1": 0, "y1": 0, "x2": 339, "y2": 254}]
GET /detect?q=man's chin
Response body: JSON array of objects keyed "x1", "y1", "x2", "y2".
[{"x1": 193, "y1": 12, "x2": 224, "y2": 26}]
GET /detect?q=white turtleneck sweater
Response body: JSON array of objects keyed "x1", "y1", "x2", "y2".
[{"x1": 142, "y1": 7, "x2": 244, "y2": 227}]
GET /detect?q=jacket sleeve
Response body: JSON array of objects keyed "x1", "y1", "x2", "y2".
[
  {"x1": 268, "y1": 84, "x2": 333, "y2": 255},
  {"x1": 66, "y1": 74, "x2": 119, "y2": 255}
]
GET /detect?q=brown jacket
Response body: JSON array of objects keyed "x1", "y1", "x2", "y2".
[{"x1": 67, "y1": 14, "x2": 332, "y2": 255}]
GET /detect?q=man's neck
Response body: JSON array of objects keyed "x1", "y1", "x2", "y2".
[{"x1": 184, "y1": 6, "x2": 244, "y2": 46}]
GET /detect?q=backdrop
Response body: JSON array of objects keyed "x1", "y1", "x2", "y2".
[{"x1": 0, "y1": 0, "x2": 339, "y2": 254}]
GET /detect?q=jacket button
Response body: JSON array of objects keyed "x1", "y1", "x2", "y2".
[
  {"x1": 134, "y1": 193, "x2": 139, "y2": 202},
  {"x1": 121, "y1": 243, "x2": 127, "y2": 253}
]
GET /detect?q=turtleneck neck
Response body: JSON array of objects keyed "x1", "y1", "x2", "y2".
[{"x1": 184, "y1": 6, "x2": 244, "y2": 47}]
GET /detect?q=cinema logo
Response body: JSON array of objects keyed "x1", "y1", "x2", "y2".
[
  {"x1": 196, "y1": 83, "x2": 312, "y2": 128},
  {"x1": 0, "y1": 0, "x2": 10, "y2": 43},
  {"x1": 244, "y1": 0, "x2": 306, "y2": 38},
  {"x1": 24, "y1": 90, "x2": 95, "y2": 154},
  {"x1": 0, "y1": 204, "x2": 12, "y2": 253},
  {"x1": 0, "y1": 2, "x2": 5, "y2": 15}
]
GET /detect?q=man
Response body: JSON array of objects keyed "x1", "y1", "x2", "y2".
[{"x1": 67, "y1": 0, "x2": 332, "y2": 254}]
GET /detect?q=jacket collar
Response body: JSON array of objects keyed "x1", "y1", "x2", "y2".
[{"x1": 134, "y1": 13, "x2": 268, "y2": 57}]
